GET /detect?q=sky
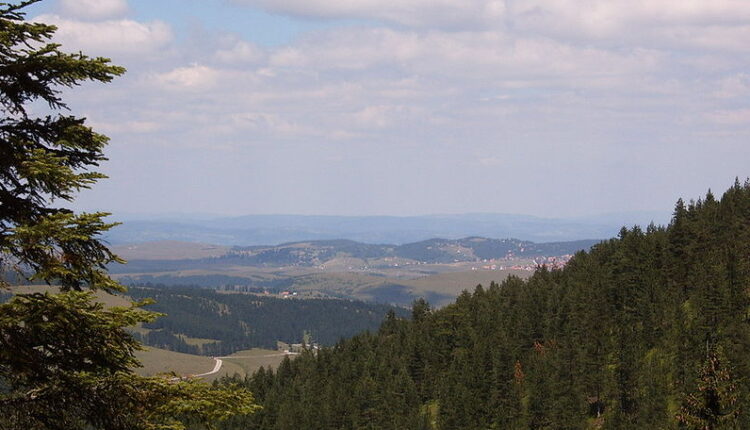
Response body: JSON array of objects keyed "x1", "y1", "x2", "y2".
[{"x1": 22, "y1": 0, "x2": 750, "y2": 218}]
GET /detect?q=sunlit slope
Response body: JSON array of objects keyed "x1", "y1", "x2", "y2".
[{"x1": 135, "y1": 346, "x2": 285, "y2": 382}]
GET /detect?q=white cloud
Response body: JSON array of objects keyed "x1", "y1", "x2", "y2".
[
  {"x1": 153, "y1": 64, "x2": 220, "y2": 90},
  {"x1": 477, "y1": 156, "x2": 505, "y2": 167},
  {"x1": 512, "y1": 0, "x2": 750, "y2": 30},
  {"x1": 230, "y1": 112, "x2": 308, "y2": 136},
  {"x1": 233, "y1": 0, "x2": 750, "y2": 54},
  {"x1": 351, "y1": 104, "x2": 419, "y2": 129},
  {"x1": 214, "y1": 39, "x2": 265, "y2": 65},
  {"x1": 707, "y1": 109, "x2": 750, "y2": 125},
  {"x1": 509, "y1": 1, "x2": 750, "y2": 52},
  {"x1": 267, "y1": 28, "x2": 661, "y2": 85},
  {"x1": 48, "y1": 1, "x2": 750, "y2": 217},
  {"x1": 90, "y1": 119, "x2": 163, "y2": 134},
  {"x1": 60, "y1": 0, "x2": 129, "y2": 21},
  {"x1": 232, "y1": 0, "x2": 506, "y2": 29},
  {"x1": 656, "y1": 25, "x2": 750, "y2": 53},
  {"x1": 713, "y1": 74, "x2": 750, "y2": 99},
  {"x1": 34, "y1": 14, "x2": 173, "y2": 57},
  {"x1": 231, "y1": 0, "x2": 750, "y2": 31}
]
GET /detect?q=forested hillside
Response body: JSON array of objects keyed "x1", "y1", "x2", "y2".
[
  {"x1": 217, "y1": 180, "x2": 750, "y2": 429},
  {"x1": 127, "y1": 286, "x2": 408, "y2": 356}
]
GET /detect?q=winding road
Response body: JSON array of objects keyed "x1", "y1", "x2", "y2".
[
  {"x1": 194, "y1": 358, "x2": 223, "y2": 378},
  {"x1": 192, "y1": 352, "x2": 295, "y2": 379}
]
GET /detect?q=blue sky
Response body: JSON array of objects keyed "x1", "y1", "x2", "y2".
[
  {"x1": 30, "y1": 0, "x2": 341, "y2": 46},
  {"x1": 23, "y1": 0, "x2": 750, "y2": 218},
  {"x1": 128, "y1": 0, "x2": 338, "y2": 46}
]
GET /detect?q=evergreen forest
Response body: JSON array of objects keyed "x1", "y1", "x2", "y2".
[
  {"x1": 126, "y1": 286, "x2": 409, "y2": 355},
  {"x1": 215, "y1": 180, "x2": 750, "y2": 430}
]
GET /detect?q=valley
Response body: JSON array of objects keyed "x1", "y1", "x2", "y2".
[
  {"x1": 3, "y1": 236, "x2": 598, "y2": 383},
  {"x1": 2, "y1": 285, "x2": 327, "y2": 381},
  {"x1": 110, "y1": 236, "x2": 597, "y2": 306}
]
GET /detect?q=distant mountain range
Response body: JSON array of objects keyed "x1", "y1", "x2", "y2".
[{"x1": 103, "y1": 211, "x2": 670, "y2": 246}]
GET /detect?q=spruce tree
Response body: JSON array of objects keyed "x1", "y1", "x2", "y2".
[{"x1": 0, "y1": 2, "x2": 258, "y2": 428}]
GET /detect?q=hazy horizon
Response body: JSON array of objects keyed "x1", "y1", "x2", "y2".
[{"x1": 101, "y1": 210, "x2": 675, "y2": 246}]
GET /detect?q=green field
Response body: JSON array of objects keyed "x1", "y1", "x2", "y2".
[
  {"x1": 221, "y1": 348, "x2": 289, "y2": 375},
  {"x1": 398, "y1": 269, "x2": 532, "y2": 296},
  {"x1": 114, "y1": 266, "x2": 533, "y2": 306},
  {"x1": 283, "y1": 269, "x2": 532, "y2": 306},
  {"x1": 180, "y1": 335, "x2": 221, "y2": 347},
  {"x1": 134, "y1": 347, "x2": 286, "y2": 381},
  {"x1": 112, "y1": 240, "x2": 230, "y2": 261},
  {"x1": 134, "y1": 346, "x2": 219, "y2": 377}
]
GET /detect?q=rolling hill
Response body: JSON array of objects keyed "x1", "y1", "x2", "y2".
[{"x1": 110, "y1": 237, "x2": 599, "y2": 273}]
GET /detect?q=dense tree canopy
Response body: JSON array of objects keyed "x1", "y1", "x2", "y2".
[
  {"x1": 126, "y1": 285, "x2": 409, "y2": 355},
  {"x1": 0, "y1": 2, "x2": 257, "y2": 428},
  {"x1": 219, "y1": 180, "x2": 750, "y2": 430}
]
